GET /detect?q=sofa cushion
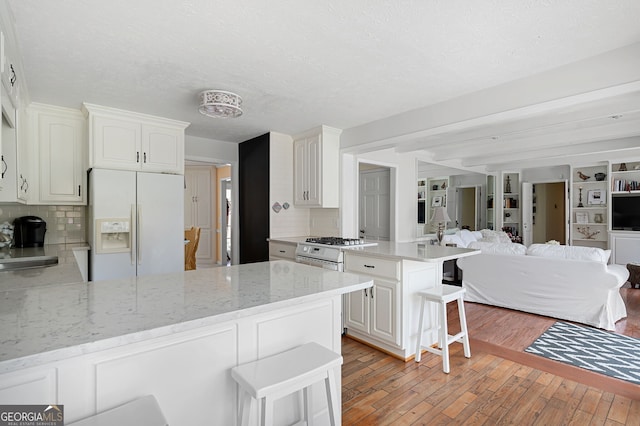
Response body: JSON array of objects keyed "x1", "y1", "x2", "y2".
[
  {"x1": 526, "y1": 244, "x2": 611, "y2": 264},
  {"x1": 468, "y1": 241, "x2": 526, "y2": 255},
  {"x1": 459, "y1": 229, "x2": 478, "y2": 247},
  {"x1": 480, "y1": 229, "x2": 512, "y2": 244}
]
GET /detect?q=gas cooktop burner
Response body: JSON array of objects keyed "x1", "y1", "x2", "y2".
[{"x1": 305, "y1": 237, "x2": 364, "y2": 246}]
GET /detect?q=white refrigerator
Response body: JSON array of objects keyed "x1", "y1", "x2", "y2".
[{"x1": 88, "y1": 169, "x2": 184, "y2": 281}]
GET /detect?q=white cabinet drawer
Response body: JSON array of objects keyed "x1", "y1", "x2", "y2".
[
  {"x1": 269, "y1": 242, "x2": 296, "y2": 260},
  {"x1": 344, "y1": 254, "x2": 400, "y2": 280}
]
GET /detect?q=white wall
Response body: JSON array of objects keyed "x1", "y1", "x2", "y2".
[
  {"x1": 269, "y1": 132, "x2": 311, "y2": 238},
  {"x1": 341, "y1": 149, "x2": 414, "y2": 242},
  {"x1": 185, "y1": 135, "x2": 237, "y2": 163}
]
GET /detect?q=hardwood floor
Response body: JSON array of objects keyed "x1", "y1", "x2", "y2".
[{"x1": 342, "y1": 285, "x2": 640, "y2": 424}]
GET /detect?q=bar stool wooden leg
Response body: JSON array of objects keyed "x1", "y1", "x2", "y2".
[
  {"x1": 439, "y1": 299, "x2": 450, "y2": 373},
  {"x1": 458, "y1": 296, "x2": 471, "y2": 358},
  {"x1": 325, "y1": 372, "x2": 339, "y2": 426},
  {"x1": 238, "y1": 390, "x2": 252, "y2": 426},
  {"x1": 415, "y1": 295, "x2": 427, "y2": 362}
]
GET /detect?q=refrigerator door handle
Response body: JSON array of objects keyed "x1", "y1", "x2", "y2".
[
  {"x1": 131, "y1": 204, "x2": 136, "y2": 265},
  {"x1": 137, "y1": 204, "x2": 143, "y2": 265}
]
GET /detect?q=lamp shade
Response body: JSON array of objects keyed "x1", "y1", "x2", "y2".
[{"x1": 430, "y1": 206, "x2": 451, "y2": 223}]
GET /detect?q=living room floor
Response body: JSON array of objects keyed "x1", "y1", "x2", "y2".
[{"x1": 342, "y1": 284, "x2": 640, "y2": 425}]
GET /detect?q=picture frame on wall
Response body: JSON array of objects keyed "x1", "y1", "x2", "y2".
[
  {"x1": 432, "y1": 196, "x2": 443, "y2": 207},
  {"x1": 587, "y1": 189, "x2": 606, "y2": 205},
  {"x1": 575, "y1": 211, "x2": 589, "y2": 224}
]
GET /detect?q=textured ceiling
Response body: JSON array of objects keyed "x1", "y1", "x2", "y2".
[{"x1": 6, "y1": 0, "x2": 640, "y2": 166}]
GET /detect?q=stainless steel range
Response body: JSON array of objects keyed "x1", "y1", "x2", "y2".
[{"x1": 295, "y1": 237, "x2": 378, "y2": 271}]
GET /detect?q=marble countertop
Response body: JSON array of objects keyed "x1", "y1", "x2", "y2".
[
  {"x1": 0, "y1": 261, "x2": 373, "y2": 373},
  {"x1": 343, "y1": 241, "x2": 479, "y2": 262}
]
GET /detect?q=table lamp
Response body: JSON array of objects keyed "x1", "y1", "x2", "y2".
[{"x1": 431, "y1": 206, "x2": 451, "y2": 245}]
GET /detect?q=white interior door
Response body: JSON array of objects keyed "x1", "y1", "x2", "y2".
[
  {"x1": 359, "y1": 168, "x2": 390, "y2": 240},
  {"x1": 522, "y1": 182, "x2": 533, "y2": 246}
]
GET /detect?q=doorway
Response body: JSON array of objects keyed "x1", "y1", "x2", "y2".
[
  {"x1": 220, "y1": 178, "x2": 232, "y2": 265},
  {"x1": 455, "y1": 186, "x2": 481, "y2": 230},
  {"x1": 523, "y1": 181, "x2": 567, "y2": 245},
  {"x1": 359, "y1": 165, "x2": 391, "y2": 241}
]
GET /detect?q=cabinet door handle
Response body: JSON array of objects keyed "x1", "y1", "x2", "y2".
[
  {"x1": 364, "y1": 288, "x2": 368, "y2": 297},
  {"x1": 371, "y1": 287, "x2": 374, "y2": 299},
  {"x1": 143, "y1": 152, "x2": 147, "y2": 163},
  {"x1": 279, "y1": 250, "x2": 285, "y2": 254},
  {"x1": 136, "y1": 151, "x2": 140, "y2": 163},
  {"x1": 10, "y1": 64, "x2": 16, "y2": 87},
  {"x1": 78, "y1": 185, "x2": 81, "y2": 196},
  {"x1": 364, "y1": 264, "x2": 375, "y2": 269},
  {"x1": 1, "y1": 155, "x2": 6, "y2": 179}
]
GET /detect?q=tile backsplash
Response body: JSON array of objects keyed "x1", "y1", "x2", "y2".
[{"x1": 0, "y1": 205, "x2": 86, "y2": 245}]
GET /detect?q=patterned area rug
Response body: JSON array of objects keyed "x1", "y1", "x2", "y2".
[{"x1": 525, "y1": 322, "x2": 640, "y2": 385}]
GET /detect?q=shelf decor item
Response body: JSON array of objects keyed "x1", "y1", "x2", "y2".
[
  {"x1": 587, "y1": 189, "x2": 606, "y2": 205},
  {"x1": 594, "y1": 213, "x2": 603, "y2": 223},
  {"x1": 594, "y1": 172, "x2": 606, "y2": 181},
  {"x1": 432, "y1": 196, "x2": 443, "y2": 207},
  {"x1": 505, "y1": 175, "x2": 511, "y2": 193},
  {"x1": 577, "y1": 187, "x2": 584, "y2": 207},
  {"x1": 619, "y1": 163, "x2": 628, "y2": 172},
  {"x1": 576, "y1": 226, "x2": 600, "y2": 240},
  {"x1": 575, "y1": 211, "x2": 589, "y2": 224}
]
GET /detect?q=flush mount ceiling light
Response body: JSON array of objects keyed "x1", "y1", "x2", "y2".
[{"x1": 198, "y1": 90, "x2": 243, "y2": 118}]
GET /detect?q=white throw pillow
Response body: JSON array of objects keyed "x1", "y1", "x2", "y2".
[
  {"x1": 468, "y1": 241, "x2": 526, "y2": 255},
  {"x1": 526, "y1": 244, "x2": 611, "y2": 263},
  {"x1": 480, "y1": 229, "x2": 512, "y2": 244},
  {"x1": 459, "y1": 229, "x2": 477, "y2": 247}
]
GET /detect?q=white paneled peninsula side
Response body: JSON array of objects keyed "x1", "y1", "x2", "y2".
[
  {"x1": 343, "y1": 242, "x2": 479, "y2": 359},
  {"x1": 0, "y1": 261, "x2": 373, "y2": 426}
]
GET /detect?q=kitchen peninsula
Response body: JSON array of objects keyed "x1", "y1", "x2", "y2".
[
  {"x1": 0, "y1": 261, "x2": 373, "y2": 425},
  {"x1": 341, "y1": 241, "x2": 479, "y2": 359}
]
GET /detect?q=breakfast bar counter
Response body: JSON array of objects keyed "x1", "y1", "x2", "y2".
[{"x1": 0, "y1": 261, "x2": 373, "y2": 425}]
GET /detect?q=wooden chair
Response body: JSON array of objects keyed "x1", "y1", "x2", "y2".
[{"x1": 184, "y1": 227, "x2": 201, "y2": 270}]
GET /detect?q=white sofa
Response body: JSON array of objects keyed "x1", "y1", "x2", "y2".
[{"x1": 456, "y1": 243, "x2": 629, "y2": 331}]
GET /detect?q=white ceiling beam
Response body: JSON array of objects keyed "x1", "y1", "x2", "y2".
[
  {"x1": 431, "y1": 117, "x2": 640, "y2": 161},
  {"x1": 462, "y1": 137, "x2": 640, "y2": 168}
]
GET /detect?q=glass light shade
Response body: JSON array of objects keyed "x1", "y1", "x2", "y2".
[{"x1": 198, "y1": 90, "x2": 243, "y2": 118}]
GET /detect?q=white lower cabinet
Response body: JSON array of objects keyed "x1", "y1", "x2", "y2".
[
  {"x1": 268, "y1": 241, "x2": 296, "y2": 261},
  {"x1": 344, "y1": 251, "x2": 438, "y2": 359},
  {"x1": 345, "y1": 276, "x2": 400, "y2": 345},
  {"x1": 610, "y1": 231, "x2": 640, "y2": 265}
]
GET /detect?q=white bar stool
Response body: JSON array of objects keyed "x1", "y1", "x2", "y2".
[
  {"x1": 415, "y1": 284, "x2": 471, "y2": 373},
  {"x1": 68, "y1": 395, "x2": 167, "y2": 426},
  {"x1": 231, "y1": 342, "x2": 342, "y2": 426}
]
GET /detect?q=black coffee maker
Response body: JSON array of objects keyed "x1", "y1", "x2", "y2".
[{"x1": 13, "y1": 216, "x2": 47, "y2": 247}]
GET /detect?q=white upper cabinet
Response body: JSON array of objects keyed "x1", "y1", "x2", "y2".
[
  {"x1": 27, "y1": 104, "x2": 86, "y2": 205},
  {"x1": 293, "y1": 125, "x2": 341, "y2": 208},
  {"x1": 83, "y1": 103, "x2": 189, "y2": 175}
]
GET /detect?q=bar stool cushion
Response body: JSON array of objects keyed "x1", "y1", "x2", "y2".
[{"x1": 231, "y1": 342, "x2": 342, "y2": 426}]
